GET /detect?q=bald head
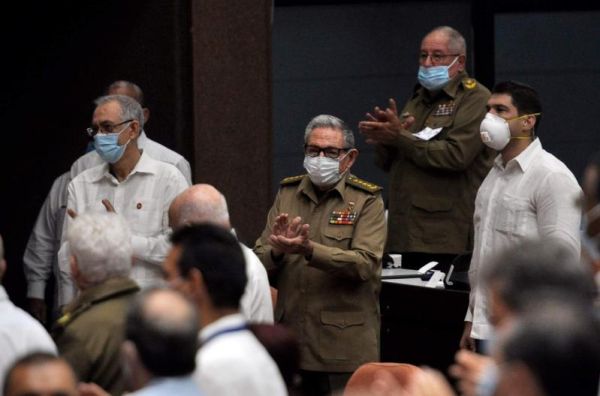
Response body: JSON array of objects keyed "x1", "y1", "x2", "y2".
[
  {"x1": 169, "y1": 184, "x2": 231, "y2": 230},
  {"x1": 125, "y1": 288, "x2": 198, "y2": 377}
]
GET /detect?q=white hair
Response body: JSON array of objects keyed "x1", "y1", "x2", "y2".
[
  {"x1": 304, "y1": 114, "x2": 355, "y2": 148},
  {"x1": 67, "y1": 212, "x2": 132, "y2": 285}
]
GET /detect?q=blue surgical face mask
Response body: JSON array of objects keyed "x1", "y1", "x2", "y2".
[
  {"x1": 417, "y1": 56, "x2": 459, "y2": 91},
  {"x1": 94, "y1": 122, "x2": 132, "y2": 164}
]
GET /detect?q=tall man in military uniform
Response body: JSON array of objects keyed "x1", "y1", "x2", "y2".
[
  {"x1": 254, "y1": 115, "x2": 386, "y2": 396},
  {"x1": 359, "y1": 26, "x2": 494, "y2": 272}
]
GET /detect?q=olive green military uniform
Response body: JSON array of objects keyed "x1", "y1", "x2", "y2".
[
  {"x1": 254, "y1": 173, "x2": 386, "y2": 373},
  {"x1": 377, "y1": 71, "x2": 494, "y2": 255},
  {"x1": 53, "y1": 277, "x2": 139, "y2": 396}
]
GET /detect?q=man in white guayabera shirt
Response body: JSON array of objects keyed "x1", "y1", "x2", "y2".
[
  {"x1": 57, "y1": 94, "x2": 188, "y2": 306},
  {"x1": 460, "y1": 80, "x2": 582, "y2": 353}
]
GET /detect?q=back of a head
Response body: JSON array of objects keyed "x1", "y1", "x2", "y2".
[
  {"x1": 170, "y1": 184, "x2": 231, "y2": 231},
  {"x1": 67, "y1": 212, "x2": 132, "y2": 285},
  {"x1": 500, "y1": 305, "x2": 600, "y2": 396},
  {"x1": 125, "y1": 288, "x2": 199, "y2": 377},
  {"x1": 170, "y1": 223, "x2": 247, "y2": 310},
  {"x1": 492, "y1": 80, "x2": 543, "y2": 128},
  {"x1": 106, "y1": 80, "x2": 145, "y2": 106},
  {"x1": 481, "y1": 238, "x2": 597, "y2": 314},
  {"x1": 3, "y1": 352, "x2": 77, "y2": 396}
]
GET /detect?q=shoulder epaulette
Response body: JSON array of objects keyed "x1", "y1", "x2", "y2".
[
  {"x1": 462, "y1": 78, "x2": 477, "y2": 90},
  {"x1": 346, "y1": 175, "x2": 382, "y2": 193},
  {"x1": 280, "y1": 175, "x2": 304, "y2": 186}
]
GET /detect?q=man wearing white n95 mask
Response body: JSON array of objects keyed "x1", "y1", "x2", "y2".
[{"x1": 460, "y1": 81, "x2": 582, "y2": 352}]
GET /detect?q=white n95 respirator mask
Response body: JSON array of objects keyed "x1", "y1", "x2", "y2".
[{"x1": 479, "y1": 112, "x2": 511, "y2": 151}]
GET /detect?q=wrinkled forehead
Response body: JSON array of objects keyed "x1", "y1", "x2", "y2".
[
  {"x1": 307, "y1": 127, "x2": 345, "y2": 147},
  {"x1": 93, "y1": 101, "x2": 122, "y2": 123}
]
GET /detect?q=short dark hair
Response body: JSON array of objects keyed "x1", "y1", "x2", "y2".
[
  {"x1": 481, "y1": 239, "x2": 597, "y2": 313},
  {"x1": 125, "y1": 288, "x2": 199, "y2": 377},
  {"x1": 170, "y1": 224, "x2": 247, "y2": 309},
  {"x1": 501, "y1": 305, "x2": 600, "y2": 396},
  {"x1": 492, "y1": 80, "x2": 543, "y2": 129},
  {"x1": 3, "y1": 352, "x2": 73, "y2": 395}
]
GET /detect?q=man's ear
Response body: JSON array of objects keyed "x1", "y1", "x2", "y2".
[
  {"x1": 523, "y1": 114, "x2": 537, "y2": 131},
  {"x1": 142, "y1": 108, "x2": 150, "y2": 124},
  {"x1": 189, "y1": 268, "x2": 207, "y2": 301},
  {"x1": 341, "y1": 149, "x2": 359, "y2": 173},
  {"x1": 0, "y1": 259, "x2": 6, "y2": 280}
]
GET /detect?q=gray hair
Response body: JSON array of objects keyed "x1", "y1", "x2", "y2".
[
  {"x1": 429, "y1": 26, "x2": 466, "y2": 55},
  {"x1": 67, "y1": 212, "x2": 132, "y2": 285},
  {"x1": 481, "y1": 238, "x2": 597, "y2": 312},
  {"x1": 106, "y1": 80, "x2": 145, "y2": 106},
  {"x1": 304, "y1": 114, "x2": 355, "y2": 149},
  {"x1": 94, "y1": 94, "x2": 144, "y2": 130}
]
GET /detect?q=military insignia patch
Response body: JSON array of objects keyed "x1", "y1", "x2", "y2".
[
  {"x1": 463, "y1": 78, "x2": 477, "y2": 89},
  {"x1": 329, "y1": 202, "x2": 357, "y2": 225},
  {"x1": 433, "y1": 101, "x2": 455, "y2": 116}
]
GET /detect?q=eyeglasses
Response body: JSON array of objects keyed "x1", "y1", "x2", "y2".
[
  {"x1": 419, "y1": 52, "x2": 460, "y2": 65},
  {"x1": 304, "y1": 145, "x2": 350, "y2": 159},
  {"x1": 86, "y1": 119, "x2": 133, "y2": 137}
]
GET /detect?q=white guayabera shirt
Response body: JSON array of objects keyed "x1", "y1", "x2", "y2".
[
  {"x1": 58, "y1": 151, "x2": 189, "y2": 305},
  {"x1": 467, "y1": 138, "x2": 582, "y2": 340}
]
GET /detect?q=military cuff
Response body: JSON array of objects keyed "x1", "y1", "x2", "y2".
[
  {"x1": 27, "y1": 281, "x2": 47, "y2": 299},
  {"x1": 307, "y1": 242, "x2": 330, "y2": 269}
]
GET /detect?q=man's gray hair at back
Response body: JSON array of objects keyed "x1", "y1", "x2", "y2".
[{"x1": 67, "y1": 212, "x2": 132, "y2": 285}]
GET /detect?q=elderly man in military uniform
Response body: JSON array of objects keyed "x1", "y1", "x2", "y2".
[
  {"x1": 359, "y1": 26, "x2": 494, "y2": 273},
  {"x1": 52, "y1": 212, "x2": 139, "y2": 396},
  {"x1": 254, "y1": 114, "x2": 386, "y2": 396}
]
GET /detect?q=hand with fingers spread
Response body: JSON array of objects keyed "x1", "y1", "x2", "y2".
[
  {"x1": 268, "y1": 213, "x2": 313, "y2": 257},
  {"x1": 358, "y1": 98, "x2": 415, "y2": 145}
]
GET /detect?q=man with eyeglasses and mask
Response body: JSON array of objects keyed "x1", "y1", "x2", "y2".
[
  {"x1": 460, "y1": 80, "x2": 582, "y2": 353},
  {"x1": 56, "y1": 94, "x2": 188, "y2": 307},
  {"x1": 254, "y1": 114, "x2": 386, "y2": 396},
  {"x1": 358, "y1": 26, "x2": 494, "y2": 273}
]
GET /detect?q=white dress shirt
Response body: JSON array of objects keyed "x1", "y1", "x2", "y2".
[
  {"x1": 467, "y1": 138, "x2": 582, "y2": 340},
  {"x1": 240, "y1": 243, "x2": 274, "y2": 324},
  {"x1": 71, "y1": 131, "x2": 192, "y2": 184},
  {"x1": 127, "y1": 376, "x2": 203, "y2": 396},
  {"x1": 0, "y1": 286, "x2": 57, "y2": 391},
  {"x1": 23, "y1": 172, "x2": 70, "y2": 299},
  {"x1": 195, "y1": 314, "x2": 287, "y2": 396},
  {"x1": 58, "y1": 151, "x2": 189, "y2": 305}
]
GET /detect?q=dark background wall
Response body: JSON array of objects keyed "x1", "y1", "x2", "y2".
[{"x1": 0, "y1": 0, "x2": 193, "y2": 308}]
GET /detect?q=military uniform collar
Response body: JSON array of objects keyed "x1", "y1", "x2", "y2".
[
  {"x1": 298, "y1": 172, "x2": 349, "y2": 204},
  {"x1": 57, "y1": 277, "x2": 139, "y2": 328},
  {"x1": 415, "y1": 70, "x2": 468, "y2": 102}
]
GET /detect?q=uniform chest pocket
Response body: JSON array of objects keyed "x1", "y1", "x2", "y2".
[
  {"x1": 493, "y1": 195, "x2": 532, "y2": 237},
  {"x1": 322, "y1": 226, "x2": 354, "y2": 250},
  {"x1": 122, "y1": 198, "x2": 163, "y2": 236}
]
